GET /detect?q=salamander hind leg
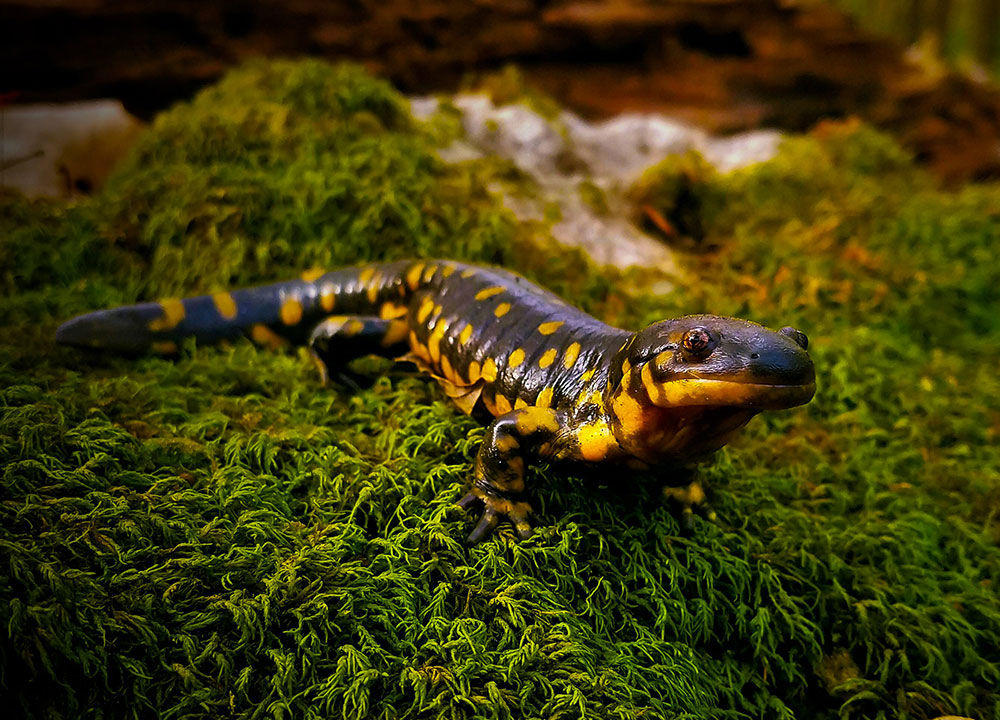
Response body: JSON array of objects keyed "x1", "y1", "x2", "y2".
[
  {"x1": 309, "y1": 316, "x2": 409, "y2": 387},
  {"x1": 458, "y1": 407, "x2": 565, "y2": 544}
]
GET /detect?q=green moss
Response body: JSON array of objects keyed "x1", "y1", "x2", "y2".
[
  {"x1": 2, "y1": 62, "x2": 999, "y2": 720},
  {"x1": 469, "y1": 65, "x2": 564, "y2": 123},
  {"x1": 629, "y1": 150, "x2": 729, "y2": 252},
  {"x1": 577, "y1": 180, "x2": 611, "y2": 217}
]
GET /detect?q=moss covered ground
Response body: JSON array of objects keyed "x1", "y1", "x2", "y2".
[{"x1": 1, "y1": 59, "x2": 999, "y2": 720}]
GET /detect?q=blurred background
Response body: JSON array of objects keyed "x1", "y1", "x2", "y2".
[{"x1": 3, "y1": 0, "x2": 1000, "y2": 196}]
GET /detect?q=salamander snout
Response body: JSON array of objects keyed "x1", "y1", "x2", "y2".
[
  {"x1": 779, "y1": 326, "x2": 809, "y2": 350},
  {"x1": 630, "y1": 315, "x2": 816, "y2": 410}
]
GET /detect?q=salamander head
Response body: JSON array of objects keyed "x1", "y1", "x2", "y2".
[{"x1": 622, "y1": 315, "x2": 816, "y2": 410}]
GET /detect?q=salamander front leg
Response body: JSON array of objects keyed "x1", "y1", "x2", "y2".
[
  {"x1": 309, "y1": 315, "x2": 409, "y2": 387},
  {"x1": 457, "y1": 407, "x2": 565, "y2": 544},
  {"x1": 661, "y1": 467, "x2": 718, "y2": 531}
]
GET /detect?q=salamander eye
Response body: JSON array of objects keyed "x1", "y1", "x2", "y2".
[{"x1": 681, "y1": 328, "x2": 715, "y2": 358}]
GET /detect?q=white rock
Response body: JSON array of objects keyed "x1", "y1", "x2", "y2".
[
  {"x1": 410, "y1": 94, "x2": 783, "y2": 278},
  {"x1": 1, "y1": 100, "x2": 143, "y2": 199}
]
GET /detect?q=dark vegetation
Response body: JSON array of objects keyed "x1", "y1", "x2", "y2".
[{"x1": 1, "y1": 59, "x2": 998, "y2": 719}]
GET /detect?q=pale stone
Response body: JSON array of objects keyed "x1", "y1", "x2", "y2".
[{"x1": 1, "y1": 100, "x2": 143, "y2": 199}]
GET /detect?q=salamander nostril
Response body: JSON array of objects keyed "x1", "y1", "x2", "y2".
[
  {"x1": 779, "y1": 326, "x2": 809, "y2": 350},
  {"x1": 750, "y1": 353, "x2": 760, "y2": 360}
]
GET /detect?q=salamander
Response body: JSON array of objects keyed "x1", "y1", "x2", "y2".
[{"x1": 56, "y1": 259, "x2": 816, "y2": 543}]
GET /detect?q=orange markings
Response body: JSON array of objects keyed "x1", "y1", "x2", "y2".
[
  {"x1": 467, "y1": 360, "x2": 482, "y2": 383},
  {"x1": 482, "y1": 357, "x2": 498, "y2": 382},
  {"x1": 320, "y1": 287, "x2": 336, "y2": 312},
  {"x1": 474, "y1": 286, "x2": 505, "y2": 301},
  {"x1": 251, "y1": 324, "x2": 288, "y2": 349},
  {"x1": 148, "y1": 299, "x2": 185, "y2": 332},
  {"x1": 366, "y1": 271, "x2": 383, "y2": 303},
  {"x1": 417, "y1": 298, "x2": 434, "y2": 324},
  {"x1": 280, "y1": 297, "x2": 303, "y2": 325},
  {"x1": 495, "y1": 394, "x2": 513, "y2": 415},
  {"x1": 212, "y1": 292, "x2": 238, "y2": 320},
  {"x1": 406, "y1": 263, "x2": 425, "y2": 290},
  {"x1": 151, "y1": 341, "x2": 178, "y2": 354}
]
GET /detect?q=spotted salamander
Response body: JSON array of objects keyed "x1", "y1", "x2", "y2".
[{"x1": 56, "y1": 260, "x2": 816, "y2": 543}]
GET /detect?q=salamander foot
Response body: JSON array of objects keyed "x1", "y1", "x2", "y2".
[
  {"x1": 456, "y1": 489, "x2": 534, "y2": 543},
  {"x1": 662, "y1": 480, "x2": 717, "y2": 532}
]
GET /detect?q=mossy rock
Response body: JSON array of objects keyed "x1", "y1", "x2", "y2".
[{"x1": 1, "y1": 60, "x2": 999, "y2": 720}]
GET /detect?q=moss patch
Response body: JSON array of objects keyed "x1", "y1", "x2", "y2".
[{"x1": 2, "y1": 62, "x2": 999, "y2": 720}]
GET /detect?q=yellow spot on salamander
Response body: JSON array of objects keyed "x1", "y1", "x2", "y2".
[
  {"x1": 442, "y1": 264, "x2": 456, "y2": 277},
  {"x1": 428, "y1": 318, "x2": 449, "y2": 363},
  {"x1": 515, "y1": 407, "x2": 559, "y2": 434},
  {"x1": 508, "y1": 348, "x2": 525, "y2": 368},
  {"x1": 151, "y1": 341, "x2": 178, "y2": 354},
  {"x1": 345, "y1": 319, "x2": 365, "y2": 336},
  {"x1": 301, "y1": 268, "x2": 326, "y2": 283},
  {"x1": 461, "y1": 268, "x2": 476, "y2": 279},
  {"x1": 467, "y1": 360, "x2": 481, "y2": 383},
  {"x1": 440, "y1": 354, "x2": 455, "y2": 382},
  {"x1": 482, "y1": 357, "x2": 498, "y2": 382},
  {"x1": 320, "y1": 287, "x2": 336, "y2": 312},
  {"x1": 514, "y1": 398, "x2": 529, "y2": 410},
  {"x1": 358, "y1": 267, "x2": 375, "y2": 287},
  {"x1": 576, "y1": 388, "x2": 604, "y2": 408},
  {"x1": 538, "y1": 321, "x2": 563, "y2": 335},
  {"x1": 539, "y1": 348, "x2": 557, "y2": 368},
  {"x1": 641, "y1": 363, "x2": 666, "y2": 405},
  {"x1": 495, "y1": 434, "x2": 519, "y2": 452},
  {"x1": 495, "y1": 394, "x2": 513, "y2": 415},
  {"x1": 563, "y1": 342, "x2": 581, "y2": 369},
  {"x1": 280, "y1": 297, "x2": 303, "y2": 326},
  {"x1": 251, "y1": 324, "x2": 288, "y2": 349},
  {"x1": 581, "y1": 368, "x2": 596, "y2": 382},
  {"x1": 148, "y1": 299, "x2": 185, "y2": 332},
  {"x1": 422, "y1": 264, "x2": 438, "y2": 283},
  {"x1": 409, "y1": 331, "x2": 431, "y2": 362},
  {"x1": 417, "y1": 298, "x2": 434, "y2": 324},
  {"x1": 475, "y1": 286, "x2": 505, "y2": 301},
  {"x1": 494, "y1": 302, "x2": 511, "y2": 318},
  {"x1": 406, "y1": 263, "x2": 425, "y2": 290},
  {"x1": 577, "y1": 422, "x2": 618, "y2": 461},
  {"x1": 366, "y1": 271, "x2": 383, "y2": 303},
  {"x1": 610, "y1": 389, "x2": 649, "y2": 445},
  {"x1": 536, "y1": 386, "x2": 554, "y2": 408},
  {"x1": 459, "y1": 324, "x2": 473, "y2": 345},
  {"x1": 380, "y1": 302, "x2": 408, "y2": 320},
  {"x1": 382, "y1": 320, "x2": 409, "y2": 347},
  {"x1": 213, "y1": 293, "x2": 238, "y2": 320},
  {"x1": 408, "y1": 330, "x2": 418, "y2": 346}
]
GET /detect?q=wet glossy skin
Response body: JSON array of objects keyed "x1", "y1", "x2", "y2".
[{"x1": 56, "y1": 260, "x2": 816, "y2": 543}]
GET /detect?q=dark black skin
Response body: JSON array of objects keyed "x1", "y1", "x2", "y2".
[{"x1": 56, "y1": 260, "x2": 816, "y2": 543}]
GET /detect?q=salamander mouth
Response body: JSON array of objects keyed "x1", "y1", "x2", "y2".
[{"x1": 645, "y1": 377, "x2": 817, "y2": 410}]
